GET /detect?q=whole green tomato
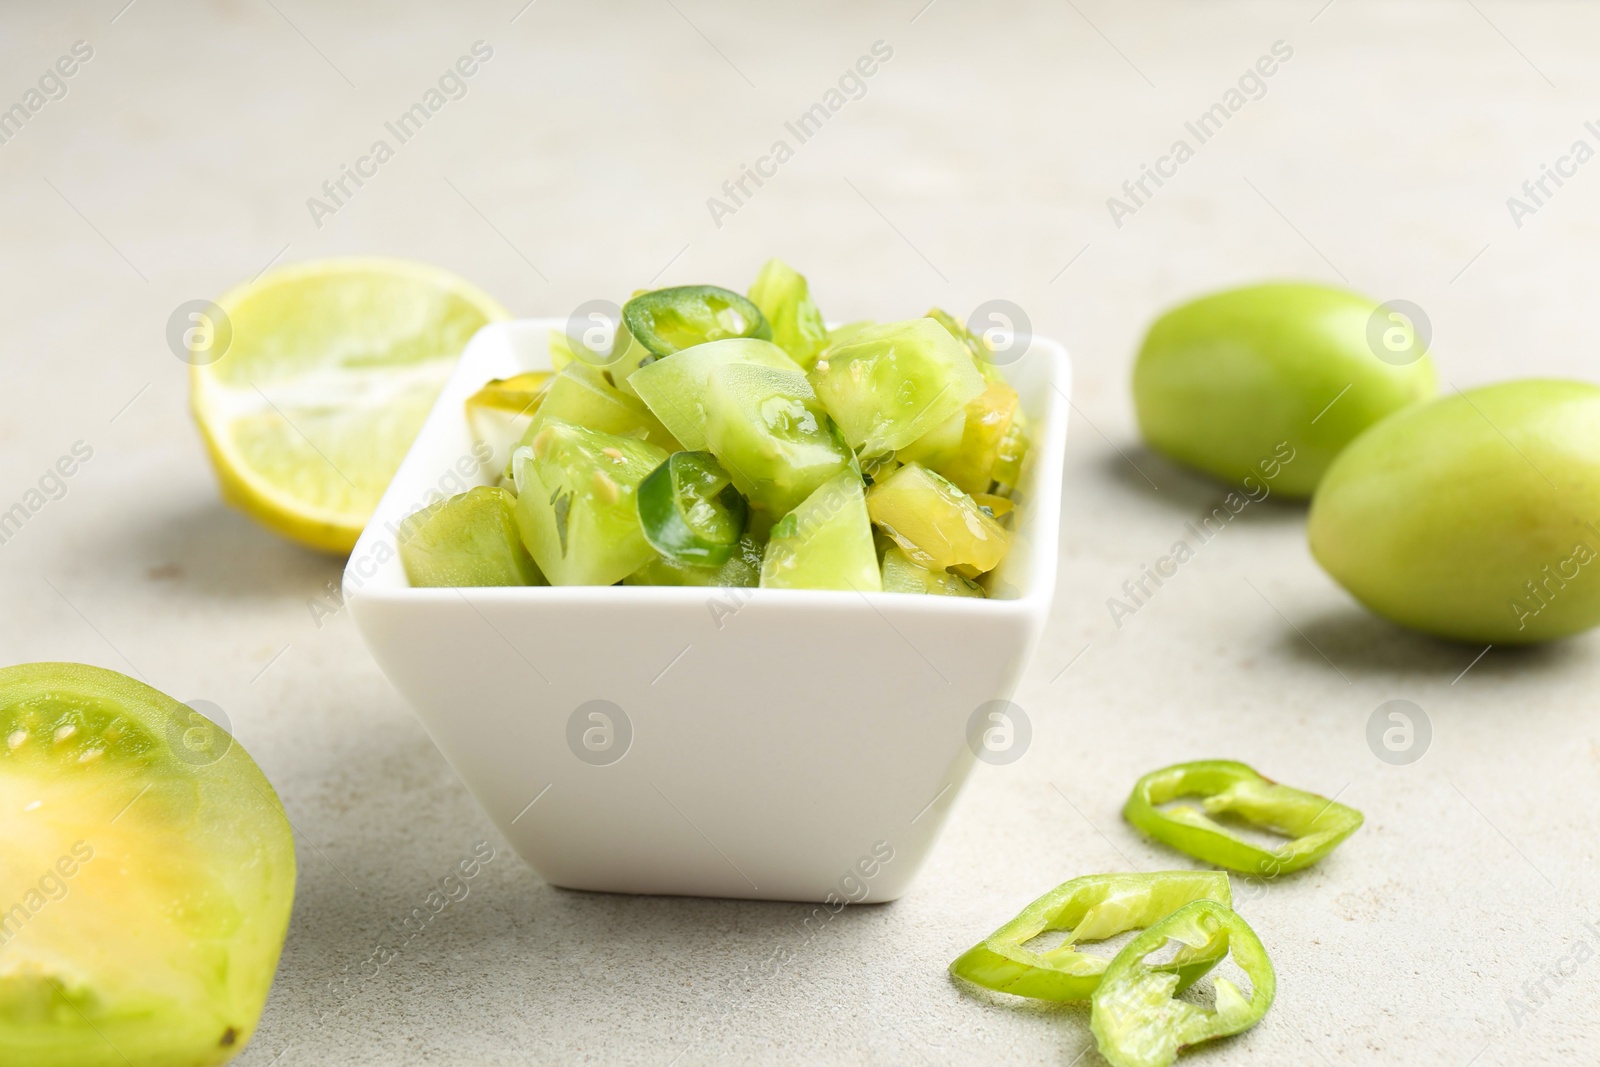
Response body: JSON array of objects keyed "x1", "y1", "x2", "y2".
[
  {"x1": 1308, "y1": 379, "x2": 1600, "y2": 644},
  {"x1": 1133, "y1": 283, "x2": 1437, "y2": 498}
]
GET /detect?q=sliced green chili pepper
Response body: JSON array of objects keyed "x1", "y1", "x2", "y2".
[
  {"x1": 1090, "y1": 900, "x2": 1275, "y2": 1067},
  {"x1": 949, "y1": 872, "x2": 1232, "y2": 1001},
  {"x1": 637, "y1": 450, "x2": 748, "y2": 566},
  {"x1": 622, "y1": 285, "x2": 772, "y2": 360},
  {"x1": 1123, "y1": 760, "x2": 1363, "y2": 875}
]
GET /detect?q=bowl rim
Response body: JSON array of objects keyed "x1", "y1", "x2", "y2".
[{"x1": 345, "y1": 318, "x2": 1072, "y2": 614}]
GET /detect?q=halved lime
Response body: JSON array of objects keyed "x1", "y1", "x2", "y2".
[{"x1": 189, "y1": 257, "x2": 509, "y2": 554}]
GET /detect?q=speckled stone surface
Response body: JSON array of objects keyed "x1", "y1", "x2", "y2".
[{"x1": 2, "y1": 1, "x2": 1598, "y2": 1063}]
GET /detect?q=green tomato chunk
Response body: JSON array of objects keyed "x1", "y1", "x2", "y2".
[
  {"x1": 866, "y1": 462, "x2": 1009, "y2": 575},
  {"x1": 1308, "y1": 379, "x2": 1600, "y2": 643},
  {"x1": 810, "y1": 318, "x2": 986, "y2": 455},
  {"x1": 512, "y1": 419, "x2": 668, "y2": 586},
  {"x1": 629, "y1": 338, "x2": 801, "y2": 451},
  {"x1": 895, "y1": 409, "x2": 966, "y2": 471},
  {"x1": 0, "y1": 663, "x2": 295, "y2": 1067},
  {"x1": 1133, "y1": 282, "x2": 1437, "y2": 498},
  {"x1": 881, "y1": 545, "x2": 985, "y2": 597},
  {"x1": 400, "y1": 485, "x2": 544, "y2": 587},
  {"x1": 625, "y1": 532, "x2": 764, "y2": 587},
  {"x1": 517, "y1": 361, "x2": 681, "y2": 458},
  {"x1": 464, "y1": 371, "x2": 551, "y2": 475},
  {"x1": 748, "y1": 258, "x2": 830, "y2": 369},
  {"x1": 760, "y1": 468, "x2": 881, "y2": 591},
  {"x1": 702, "y1": 362, "x2": 853, "y2": 517}
]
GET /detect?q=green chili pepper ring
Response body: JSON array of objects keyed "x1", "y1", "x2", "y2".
[
  {"x1": 1090, "y1": 900, "x2": 1276, "y2": 1067},
  {"x1": 637, "y1": 451, "x2": 748, "y2": 567},
  {"x1": 1123, "y1": 760, "x2": 1363, "y2": 875},
  {"x1": 622, "y1": 285, "x2": 772, "y2": 359},
  {"x1": 948, "y1": 872, "x2": 1232, "y2": 1002}
]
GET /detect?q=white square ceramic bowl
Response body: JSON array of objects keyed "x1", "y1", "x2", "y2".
[{"x1": 345, "y1": 320, "x2": 1070, "y2": 903}]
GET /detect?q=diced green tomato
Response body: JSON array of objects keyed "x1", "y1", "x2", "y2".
[
  {"x1": 759, "y1": 468, "x2": 880, "y2": 591},
  {"x1": 400, "y1": 486, "x2": 544, "y2": 587},
  {"x1": 743, "y1": 507, "x2": 779, "y2": 545},
  {"x1": 0, "y1": 663, "x2": 296, "y2": 1066},
  {"x1": 596, "y1": 320, "x2": 661, "y2": 398},
  {"x1": 748, "y1": 258, "x2": 829, "y2": 369},
  {"x1": 465, "y1": 371, "x2": 553, "y2": 476},
  {"x1": 866, "y1": 462, "x2": 1010, "y2": 574},
  {"x1": 809, "y1": 318, "x2": 985, "y2": 454},
  {"x1": 990, "y1": 410, "x2": 1030, "y2": 496},
  {"x1": 630, "y1": 338, "x2": 801, "y2": 450},
  {"x1": 552, "y1": 310, "x2": 654, "y2": 382},
  {"x1": 949, "y1": 872, "x2": 1233, "y2": 1002},
  {"x1": 872, "y1": 525, "x2": 898, "y2": 562},
  {"x1": 971, "y1": 492, "x2": 1016, "y2": 524},
  {"x1": 622, "y1": 285, "x2": 772, "y2": 360},
  {"x1": 869, "y1": 462, "x2": 1007, "y2": 566},
  {"x1": 637, "y1": 451, "x2": 748, "y2": 566},
  {"x1": 514, "y1": 361, "x2": 681, "y2": 469},
  {"x1": 625, "y1": 532, "x2": 764, "y2": 587},
  {"x1": 938, "y1": 380, "x2": 1020, "y2": 495},
  {"x1": 703, "y1": 362, "x2": 853, "y2": 517},
  {"x1": 896, "y1": 409, "x2": 966, "y2": 470},
  {"x1": 826, "y1": 320, "x2": 877, "y2": 347},
  {"x1": 512, "y1": 420, "x2": 668, "y2": 586},
  {"x1": 549, "y1": 330, "x2": 575, "y2": 371},
  {"x1": 860, "y1": 453, "x2": 901, "y2": 487},
  {"x1": 926, "y1": 307, "x2": 984, "y2": 362},
  {"x1": 880, "y1": 545, "x2": 984, "y2": 597},
  {"x1": 927, "y1": 306, "x2": 1008, "y2": 386}
]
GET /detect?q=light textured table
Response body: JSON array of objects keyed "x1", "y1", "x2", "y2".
[{"x1": 2, "y1": 1, "x2": 1597, "y2": 1063}]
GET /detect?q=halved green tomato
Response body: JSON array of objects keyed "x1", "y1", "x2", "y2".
[
  {"x1": 881, "y1": 545, "x2": 985, "y2": 597},
  {"x1": 702, "y1": 362, "x2": 853, "y2": 517},
  {"x1": 621, "y1": 285, "x2": 772, "y2": 360},
  {"x1": 760, "y1": 468, "x2": 880, "y2": 591},
  {"x1": 809, "y1": 318, "x2": 986, "y2": 455},
  {"x1": 867, "y1": 462, "x2": 1010, "y2": 575},
  {"x1": 637, "y1": 451, "x2": 748, "y2": 567},
  {"x1": 400, "y1": 485, "x2": 544, "y2": 587},
  {"x1": 748, "y1": 259, "x2": 829, "y2": 369},
  {"x1": 0, "y1": 662, "x2": 295, "y2": 1067},
  {"x1": 512, "y1": 419, "x2": 669, "y2": 585},
  {"x1": 629, "y1": 338, "x2": 801, "y2": 451}
]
